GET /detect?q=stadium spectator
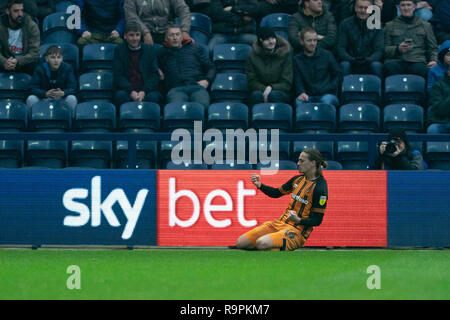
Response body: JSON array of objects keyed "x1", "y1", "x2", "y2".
[
  {"x1": 113, "y1": 21, "x2": 162, "y2": 108},
  {"x1": 0, "y1": 0, "x2": 37, "y2": 19},
  {"x1": 35, "y1": 0, "x2": 55, "y2": 24},
  {"x1": 288, "y1": 0, "x2": 337, "y2": 53},
  {"x1": 26, "y1": 45, "x2": 78, "y2": 114},
  {"x1": 431, "y1": 0, "x2": 450, "y2": 43},
  {"x1": 374, "y1": 128, "x2": 425, "y2": 170},
  {"x1": 329, "y1": 0, "x2": 355, "y2": 26},
  {"x1": 428, "y1": 67, "x2": 450, "y2": 133},
  {"x1": 383, "y1": 0, "x2": 438, "y2": 79},
  {"x1": 201, "y1": 0, "x2": 258, "y2": 56},
  {"x1": 76, "y1": 0, "x2": 125, "y2": 48},
  {"x1": 0, "y1": 0, "x2": 40, "y2": 75},
  {"x1": 235, "y1": 148, "x2": 328, "y2": 251},
  {"x1": 257, "y1": 0, "x2": 299, "y2": 19},
  {"x1": 293, "y1": 28, "x2": 341, "y2": 107},
  {"x1": 124, "y1": 0, "x2": 191, "y2": 46},
  {"x1": 158, "y1": 24, "x2": 216, "y2": 108},
  {"x1": 427, "y1": 40, "x2": 450, "y2": 93},
  {"x1": 378, "y1": 0, "x2": 398, "y2": 25},
  {"x1": 337, "y1": 0, "x2": 384, "y2": 78},
  {"x1": 246, "y1": 27, "x2": 293, "y2": 106}
]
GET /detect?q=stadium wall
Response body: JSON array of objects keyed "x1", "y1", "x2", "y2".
[{"x1": 0, "y1": 170, "x2": 448, "y2": 248}]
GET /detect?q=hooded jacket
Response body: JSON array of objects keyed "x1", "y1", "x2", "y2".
[
  {"x1": 158, "y1": 39, "x2": 216, "y2": 91},
  {"x1": 246, "y1": 35, "x2": 293, "y2": 93},
  {"x1": 429, "y1": 73, "x2": 450, "y2": 125},
  {"x1": 374, "y1": 128, "x2": 425, "y2": 170},
  {"x1": 28, "y1": 61, "x2": 77, "y2": 98},
  {"x1": 427, "y1": 40, "x2": 450, "y2": 93},
  {"x1": 288, "y1": 6, "x2": 337, "y2": 52},
  {"x1": 384, "y1": 15, "x2": 438, "y2": 64},
  {"x1": 293, "y1": 47, "x2": 341, "y2": 97},
  {"x1": 0, "y1": 13, "x2": 40, "y2": 69}
]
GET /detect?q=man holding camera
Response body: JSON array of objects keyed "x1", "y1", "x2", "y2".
[
  {"x1": 374, "y1": 128, "x2": 425, "y2": 170},
  {"x1": 383, "y1": 0, "x2": 438, "y2": 79}
]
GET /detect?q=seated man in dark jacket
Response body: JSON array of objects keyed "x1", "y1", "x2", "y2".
[
  {"x1": 112, "y1": 21, "x2": 161, "y2": 107},
  {"x1": 26, "y1": 45, "x2": 78, "y2": 114},
  {"x1": 158, "y1": 24, "x2": 216, "y2": 108},
  {"x1": 294, "y1": 27, "x2": 341, "y2": 107},
  {"x1": 427, "y1": 68, "x2": 450, "y2": 134},
  {"x1": 76, "y1": 0, "x2": 124, "y2": 48},
  {"x1": 337, "y1": 0, "x2": 384, "y2": 78},
  {"x1": 374, "y1": 128, "x2": 425, "y2": 170}
]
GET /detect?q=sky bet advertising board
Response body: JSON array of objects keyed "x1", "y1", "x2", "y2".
[
  {"x1": 0, "y1": 169, "x2": 388, "y2": 247},
  {"x1": 0, "y1": 170, "x2": 157, "y2": 245}
]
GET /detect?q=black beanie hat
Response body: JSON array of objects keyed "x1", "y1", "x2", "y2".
[
  {"x1": 257, "y1": 27, "x2": 276, "y2": 41},
  {"x1": 388, "y1": 128, "x2": 409, "y2": 146}
]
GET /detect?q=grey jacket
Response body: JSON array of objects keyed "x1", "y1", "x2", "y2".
[{"x1": 124, "y1": 0, "x2": 191, "y2": 35}]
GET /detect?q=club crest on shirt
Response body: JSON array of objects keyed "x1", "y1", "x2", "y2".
[{"x1": 319, "y1": 196, "x2": 327, "y2": 206}]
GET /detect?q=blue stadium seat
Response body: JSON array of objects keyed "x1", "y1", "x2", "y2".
[
  {"x1": 0, "y1": 101, "x2": 27, "y2": 168},
  {"x1": 40, "y1": 43, "x2": 79, "y2": 75},
  {"x1": 165, "y1": 161, "x2": 209, "y2": 170},
  {"x1": 210, "y1": 73, "x2": 248, "y2": 102},
  {"x1": 0, "y1": 73, "x2": 31, "y2": 100},
  {"x1": 260, "y1": 13, "x2": 291, "y2": 40},
  {"x1": 70, "y1": 140, "x2": 112, "y2": 169},
  {"x1": 384, "y1": 75, "x2": 426, "y2": 106},
  {"x1": 213, "y1": 43, "x2": 252, "y2": 73},
  {"x1": 336, "y1": 141, "x2": 369, "y2": 170},
  {"x1": 81, "y1": 43, "x2": 118, "y2": 72},
  {"x1": 325, "y1": 160, "x2": 343, "y2": 170},
  {"x1": 0, "y1": 100, "x2": 27, "y2": 131},
  {"x1": 249, "y1": 139, "x2": 291, "y2": 162},
  {"x1": 425, "y1": 141, "x2": 450, "y2": 170},
  {"x1": 295, "y1": 103, "x2": 336, "y2": 132},
  {"x1": 0, "y1": 140, "x2": 23, "y2": 168},
  {"x1": 163, "y1": 102, "x2": 205, "y2": 131},
  {"x1": 27, "y1": 101, "x2": 71, "y2": 168},
  {"x1": 251, "y1": 102, "x2": 292, "y2": 131},
  {"x1": 42, "y1": 12, "x2": 77, "y2": 44},
  {"x1": 78, "y1": 71, "x2": 114, "y2": 101},
  {"x1": 207, "y1": 102, "x2": 248, "y2": 131},
  {"x1": 116, "y1": 140, "x2": 157, "y2": 169},
  {"x1": 383, "y1": 104, "x2": 424, "y2": 132},
  {"x1": 55, "y1": 1, "x2": 76, "y2": 13},
  {"x1": 30, "y1": 100, "x2": 71, "y2": 132},
  {"x1": 210, "y1": 162, "x2": 253, "y2": 170},
  {"x1": 26, "y1": 140, "x2": 68, "y2": 168},
  {"x1": 73, "y1": 101, "x2": 116, "y2": 132},
  {"x1": 189, "y1": 13, "x2": 212, "y2": 45},
  {"x1": 119, "y1": 101, "x2": 160, "y2": 132},
  {"x1": 292, "y1": 141, "x2": 334, "y2": 162},
  {"x1": 159, "y1": 140, "x2": 178, "y2": 169},
  {"x1": 341, "y1": 74, "x2": 382, "y2": 105},
  {"x1": 256, "y1": 160, "x2": 298, "y2": 170},
  {"x1": 339, "y1": 103, "x2": 380, "y2": 132}
]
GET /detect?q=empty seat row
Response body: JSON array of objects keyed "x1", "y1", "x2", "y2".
[{"x1": 0, "y1": 100, "x2": 432, "y2": 133}]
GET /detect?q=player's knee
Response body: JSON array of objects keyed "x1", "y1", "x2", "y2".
[
  {"x1": 235, "y1": 235, "x2": 250, "y2": 249},
  {"x1": 255, "y1": 237, "x2": 272, "y2": 250}
]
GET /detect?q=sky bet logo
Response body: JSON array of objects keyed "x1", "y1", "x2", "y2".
[{"x1": 62, "y1": 176, "x2": 148, "y2": 240}]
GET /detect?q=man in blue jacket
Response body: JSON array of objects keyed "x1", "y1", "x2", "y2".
[
  {"x1": 26, "y1": 45, "x2": 78, "y2": 114},
  {"x1": 158, "y1": 24, "x2": 216, "y2": 108},
  {"x1": 76, "y1": 0, "x2": 124, "y2": 48}
]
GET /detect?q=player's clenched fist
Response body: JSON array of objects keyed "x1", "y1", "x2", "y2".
[
  {"x1": 251, "y1": 174, "x2": 261, "y2": 189},
  {"x1": 286, "y1": 210, "x2": 300, "y2": 224}
]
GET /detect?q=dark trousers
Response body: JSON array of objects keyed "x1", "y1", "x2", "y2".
[
  {"x1": 114, "y1": 90, "x2": 162, "y2": 108},
  {"x1": 248, "y1": 90, "x2": 290, "y2": 107},
  {"x1": 383, "y1": 60, "x2": 428, "y2": 79}
]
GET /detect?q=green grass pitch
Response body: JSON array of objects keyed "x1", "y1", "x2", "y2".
[{"x1": 0, "y1": 248, "x2": 448, "y2": 300}]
